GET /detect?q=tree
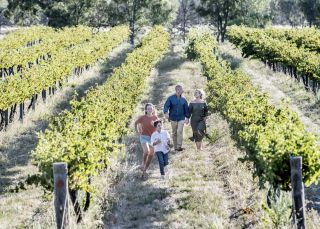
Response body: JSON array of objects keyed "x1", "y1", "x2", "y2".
[
  {"x1": 173, "y1": 0, "x2": 199, "y2": 43},
  {"x1": 5, "y1": 0, "x2": 173, "y2": 40},
  {"x1": 198, "y1": 0, "x2": 242, "y2": 42},
  {"x1": 298, "y1": 0, "x2": 320, "y2": 26},
  {"x1": 147, "y1": 0, "x2": 173, "y2": 26},
  {"x1": 232, "y1": 0, "x2": 273, "y2": 27},
  {"x1": 111, "y1": 0, "x2": 173, "y2": 45},
  {"x1": 270, "y1": 0, "x2": 305, "y2": 26},
  {"x1": 5, "y1": 0, "x2": 47, "y2": 26},
  {"x1": 112, "y1": 0, "x2": 151, "y2": 45},
  {"x1": 0, "y1": 0, "x2": 7, "y2": 33},
  {"x1": 85, "y1": 0, "x2": 126, "y2": 29},
  {"x1": 5, "y1": 0, "x2": 95, "y2": 27}
]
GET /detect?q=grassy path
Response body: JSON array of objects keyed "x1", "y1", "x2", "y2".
[{"x1": 103, "y1": 38, "x2": 266, "y2": 228}]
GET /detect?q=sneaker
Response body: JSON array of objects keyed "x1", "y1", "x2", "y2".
[
  {"x1": 164, "y1": 166, "x2": 168, "y2": 174},
  {"x1": 176, "y1": 147, "x2": 184, "y2": 151},
  {"x1": 141, "y1": 171, "x2": 148, "y2": 180},
  {"x1": 139, "y1": 165, "x2": 144, "y2": 171},
  {"x1": 160, "y1": 175, "x2": 165, "y2": 180}
]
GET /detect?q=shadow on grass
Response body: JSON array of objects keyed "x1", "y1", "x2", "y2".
[
  {"x1": 305, "y1": 184, "x2": 320, "y2": 213},
  {"x1": 0, "y1": 43, "x2": 133, "y2": 194},
  {"x1": 220, "y1": 52, "x2": 243, "y2": 70},
  {"x1": 104, "y1": 134, "x2": 176, "y2": 229}
]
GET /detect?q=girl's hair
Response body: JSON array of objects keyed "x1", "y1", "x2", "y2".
[
  {"x1": 195, "y1": 89, "x2": 205, "y2": 99},
  {"x1": 145, "y1": 103, "x2": 156, "y2": 115}
]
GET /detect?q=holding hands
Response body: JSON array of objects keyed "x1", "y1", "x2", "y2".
[
  {"x1": 153, "y1": 138, "x2": 161, "y2": 146},
  {"x1": 164, "y1": 113, "x2": 169, "y2": 120}
]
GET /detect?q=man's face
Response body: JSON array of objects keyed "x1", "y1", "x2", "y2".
[{"x1": 175, "y1": 86, "x2": 183, "y2": 96}]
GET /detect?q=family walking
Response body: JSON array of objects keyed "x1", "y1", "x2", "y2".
[{"x1": 134, "y1": 85, "x2": 209, "y2": 179}]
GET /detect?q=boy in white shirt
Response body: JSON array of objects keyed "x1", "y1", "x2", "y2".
[{"x1": 151, "y1": 120, "x2": 171, "y2": 179}]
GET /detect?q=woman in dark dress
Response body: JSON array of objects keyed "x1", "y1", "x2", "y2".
[{"x1": 189, "y1": 89, "x2": 209, "y2": 151}]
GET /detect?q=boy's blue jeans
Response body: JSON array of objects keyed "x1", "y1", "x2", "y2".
[{"x1": 156, "y1": 151, "x2": 168, "y2": 175}]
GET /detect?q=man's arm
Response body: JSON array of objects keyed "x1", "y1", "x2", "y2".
[
  {"x1": 184, "y1": 99, "x2": 190, "y2": 124},
  {"x1": 163, "y1": 96, "x2": 171, "y2": 119},
  {"x1": 166, "y1": 131, "x2": 171, "y2": 144}
]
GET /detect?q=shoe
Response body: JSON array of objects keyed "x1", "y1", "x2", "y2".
[
  {"x1": 141, "y1": 171, "x2": 148, "y2": 180},
  {"x1": 176, "y1": 147, "x2": 184, "y2": 151},
  {"x1": 139, "y1": 165, "x2": 144, "y2": 171},
  {"x1": 160, "y1": 175, "x2": 165, "y2": 180},
  {"x1": 164, "y1": 166, "x2": 168, "y2": 174}
]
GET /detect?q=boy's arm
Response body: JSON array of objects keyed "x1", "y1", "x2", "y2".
[{"x1": 151, "y1": 134, "x2": 160, "y2": 146}]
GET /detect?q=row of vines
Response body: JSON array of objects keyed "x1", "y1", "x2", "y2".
[
  {"x1": 0, "y1": 26, "x2": 94, "y2": 77},
  {"x1": 28, "y1": 26, "x2": 170, "y2": 220},
  {"x1": 227, "y1": 25, "x2": 320, "y2": 94},
  {"x1": 0, "y1": 26, "x2": 129, "y2": 130},
  {"x1": 0, "y1": 26, "x2": 52, "y2": 52},
  {"x1": 187, "y1": 29, "x2": 320, "y2": 192}
]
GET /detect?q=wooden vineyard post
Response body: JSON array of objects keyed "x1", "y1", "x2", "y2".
[
  {"x1": 19, "y1": 103, "x2": 24, "y2": 121},
  {"x1": 42, "y1": 89, "x2": 47, "y2": 103},
  {"x1": 290, "y1": 156, "x2": 306, "y2": 229},
  {"x1": 4, "y1": 109, "x2": 8, "y2": 128},
  {"x1": 32, "y1": 95, "x2": 36, "y2": 111},
  {"x1": 53, "y1": 163, "x2": 69, "y2": 229}
]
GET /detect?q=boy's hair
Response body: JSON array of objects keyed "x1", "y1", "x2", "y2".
[{"x1": 153, "y1": 119, "x2": 162, "y2": 128}]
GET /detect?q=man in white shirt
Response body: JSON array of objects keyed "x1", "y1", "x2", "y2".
[{"x1": 151, "y1": 120, "x2": 171, "y2": 179}]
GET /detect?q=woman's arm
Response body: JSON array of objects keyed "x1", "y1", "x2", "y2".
[
  {"x1": 134, "y1": 116, "x2": 142, "y2": 133},
  {"x1": 189, "y1": 103, "x2": 193, "y2": 116},
  {"x1": 203, "y1": 103, "x2": 209, "y2": 121}
]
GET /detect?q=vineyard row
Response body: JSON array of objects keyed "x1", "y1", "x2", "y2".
[
  {"x1": 187, "y1": 29, "x2": 320, "y2": 191},
  {"x1": 0, "y1": 26, "x2": 94, "y2": 77},
  {"x1": 0, "y1": 25, "x2": 129, "y2": 130},
  {"x1": 28, "y1": 26, "x2": 169, "y2": 219},
  {"x1": 227, "y1": 25, "x2": 320, "y2": 95}
]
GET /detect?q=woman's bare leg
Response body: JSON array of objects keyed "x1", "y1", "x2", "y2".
[
  {"x1": 199, "y1": 141, "x2": 203, "y2": 150},
  {"x1": 195, "y1": 142, "x2": 202, "y2": 150},
  {"x1": 144, "y1": 145, "x2": 154, "y2": 171},
  {"x1": 141, "y1": 143, "x2": 149, "y2": 169}
]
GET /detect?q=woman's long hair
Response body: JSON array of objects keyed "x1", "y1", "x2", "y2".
[{"x1": 144, "y1": 103, "x2": 157, "y2": 116}]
